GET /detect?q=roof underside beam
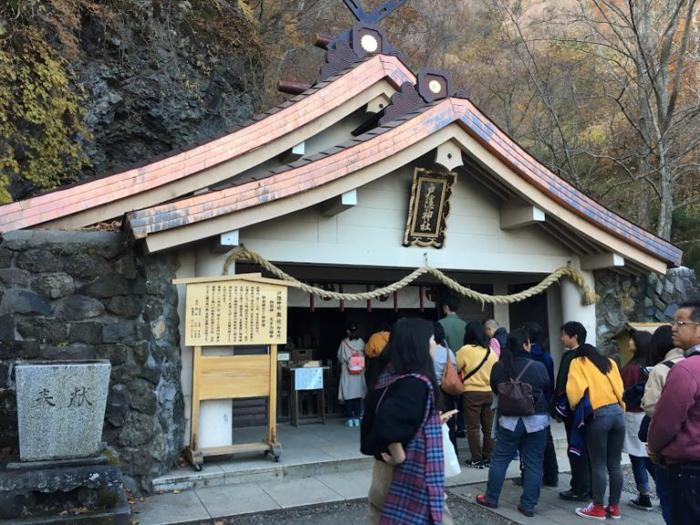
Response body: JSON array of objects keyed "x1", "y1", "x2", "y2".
[
  {"x1": 500, "y1": 202, "x2": 546, "y2": 230},
  {"x1": 320, "y1": 190, "x2": 358, "y2": 217},
  {"x1": 581, "y1": 253, "x2": 625, "y2": 270}
]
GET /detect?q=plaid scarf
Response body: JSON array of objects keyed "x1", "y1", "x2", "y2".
[{"x1": 375, "y1": 368, "x2": 444, "y2": 524}]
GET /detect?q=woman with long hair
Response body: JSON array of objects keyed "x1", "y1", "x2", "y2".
[
  {"x1": 456, "y1": 321, "x2": 498, "y2": 468},
  {"x1": 620, "y1": 331, "x2": 654, "y2": 511},
  {"x1": 475, "y1": 328, "x2": 552, "y2": 518},
  {"x1": 566, "y1": 343, "x2": 625, "y2": 520},
  {"x1": 361, "y1": 318, "x2": 450, "y2": 524}
]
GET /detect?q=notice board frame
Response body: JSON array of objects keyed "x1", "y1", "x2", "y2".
[{"x1": 172, "y1": 273, "x2": 291, "y2": 469}]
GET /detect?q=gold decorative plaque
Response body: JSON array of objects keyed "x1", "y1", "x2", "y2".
[{"x1": 403, "y1": 168, "x2": 456, "y2": 248}]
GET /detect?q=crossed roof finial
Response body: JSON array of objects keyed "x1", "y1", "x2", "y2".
[{"x1": 342, "y1": 0, "x2": 407, "y2": 24}]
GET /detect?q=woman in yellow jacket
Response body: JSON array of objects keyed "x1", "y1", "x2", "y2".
[
  {"x1": 566, "y1": 344, "x2": 625, "y2": 521},
  {"x1": 456, "y1": 321, "x2": 498, "y2": 468}
]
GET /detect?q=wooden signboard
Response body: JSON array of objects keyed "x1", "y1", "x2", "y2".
[
  {"x1": 403, "y1": 167, "x2": 456, "y2": 248},
  {"x1": 172, "y1": 273, "x2": 291, "y2": 469}
]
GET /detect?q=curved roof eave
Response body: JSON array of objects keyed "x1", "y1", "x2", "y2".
[
  {"x1": 0, "y1": 54, "x2": 415, "y2": 233},
  {"x1": 127, "y1": 97, "x2": 681, "y2": 273}
]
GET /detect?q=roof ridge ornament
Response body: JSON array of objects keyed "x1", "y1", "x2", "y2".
[
  {"x1": 318, "y1": 1, "x2": 408, "y2": 81},
  {"x1": 342, "y1": 0, "x2": 408, "y2": 24}
]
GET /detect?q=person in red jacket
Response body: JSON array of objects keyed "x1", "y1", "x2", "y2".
[{"x1": 648, "y1": 300, "x2": 700, "y2": 525}]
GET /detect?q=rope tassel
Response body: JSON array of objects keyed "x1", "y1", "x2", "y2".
[{"x1": 222, "y1": 246, "x2": 599, "y2": 306}]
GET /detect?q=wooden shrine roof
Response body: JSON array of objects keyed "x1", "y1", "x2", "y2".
[{"x1": 125, "y1": 96, "x2": 681, "y2": 269}]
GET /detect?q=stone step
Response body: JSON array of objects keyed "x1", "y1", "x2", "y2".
[{"x1": 151, "y1": 453, "x2": 374, "y2": 493}]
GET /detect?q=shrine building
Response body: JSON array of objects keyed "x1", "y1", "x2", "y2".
[{"x1": 0, "y1": 3, "x2": 682, "y2": 485}]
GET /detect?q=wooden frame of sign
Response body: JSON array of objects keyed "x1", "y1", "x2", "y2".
[{"x1": 172, "y1": 273, "x2": 291, "y2": 469}]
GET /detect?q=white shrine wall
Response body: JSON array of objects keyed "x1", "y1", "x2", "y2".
[{"x1": 173, "y1": 160, "x2": 597, "y2": 444}]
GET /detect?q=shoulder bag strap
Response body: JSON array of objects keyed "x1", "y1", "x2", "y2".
[
  {"x1": 514, "y1": 359, "x2": 534, "y2": 381},
  {"x1": 462, "y1": 347, "x2": 491, "y2": 381}
]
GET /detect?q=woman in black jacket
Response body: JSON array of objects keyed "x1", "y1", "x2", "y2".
[
  {"x1": 361, "y1": 318, "x2": 449, "y2": 524},
  {"x1": 476, "y1": 328, "x2": 552, "y2": 518}
]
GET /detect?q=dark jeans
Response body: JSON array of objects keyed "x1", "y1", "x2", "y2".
[
  {"x1": 586, "y1": 404, "x2": 625, "y2": 506},
  {"x1": 344, "y1": 398, "x2": 362, "y2": 419},
  {"x1": 655, "y1": 465, "x2": 672, "y2": 524},
  {"x1": 629, "y1": 455, "x2": 653, "y2": 494},
  {"x1": 519, "y1": 425, "x2": 558, "y2": 485},
  {"x1": 462, "y1": 391, "x2": 495, "y2": 462},
  {"x1": 564, "y1": 416, "x2": 591, "y2": 495},
  {"x1": 485, "y1": 419, "x2": 547, "y2": 512},
  {"x1": 669, "y1": 464, "x2": 700, "y2": 525}
]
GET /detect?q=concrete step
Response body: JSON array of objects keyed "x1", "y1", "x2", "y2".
[
  {"x1": 152, "y1": 420, "x2": 571, "y2": 493},
  {"x1": 151, "y1": 451, "x2": 374, "y2": 493}
]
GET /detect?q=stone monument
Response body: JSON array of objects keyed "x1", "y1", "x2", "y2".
[
  {"x1": 0, "y1": 360, "x2": 130, "y2": 524},
  {"x1": 15, "y1": 361, "x2": 111, "y2": 461}
]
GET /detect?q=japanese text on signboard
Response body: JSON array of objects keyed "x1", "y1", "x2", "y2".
[{"x1": 185, "y1": 281, "x2": 287, "y2": 346}]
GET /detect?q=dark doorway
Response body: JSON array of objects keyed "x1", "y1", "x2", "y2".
[{"x1": 508, "y1": 283, "x2": 550, "y2": 348}]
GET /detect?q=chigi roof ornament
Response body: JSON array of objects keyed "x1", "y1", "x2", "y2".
[{"x1": 318, "y1": 0, "x2": 408, "y2": 81}]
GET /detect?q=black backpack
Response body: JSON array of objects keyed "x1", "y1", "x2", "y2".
[
  {"x1": 623, "y1": 364, "x2": 649, "y2": 408},
  {"x1": 497, "y1": 361, "x2": 536, "y2": 417},
  {"x1": 637, "y1": 360, "x2": 675, "y2": 442}
]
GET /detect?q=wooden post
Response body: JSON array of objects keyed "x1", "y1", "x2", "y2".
[
  {"x1": 268, "y1": 344, "x2": 278, "y2": 444},
  {"x1": 191, "y1": 346, "x2": 202, "y2": 450}
]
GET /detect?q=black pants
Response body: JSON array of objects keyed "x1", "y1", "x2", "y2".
[
  {"x1": 543, "y1": 426, "x2": 559, "y2": 484},
  {"x1": 344, "y1": 398, "x2": 362, "y2": 419},
  {"x1": 564, "y1": 416, "x2": 591, "y2": 495},
  {"x1": 669, "y1": 463, "x2": 700, "y2": 525},
  {"x1": 442, "y1": 391, "x2": 460, "y2": 454}
]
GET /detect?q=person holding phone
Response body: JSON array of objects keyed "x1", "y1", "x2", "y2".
[{"x1": 361, "y1": 318, "x2": 452, "y2": 524}]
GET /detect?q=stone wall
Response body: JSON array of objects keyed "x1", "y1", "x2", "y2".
[
  {"x1": 595, "y1": 266, "x2": 700, "y2": 351},
  {"x1": 0, "y1": 230, "x2": 184, "y2": 491}
]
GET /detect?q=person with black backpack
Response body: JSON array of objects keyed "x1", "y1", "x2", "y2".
[
  {"x1": 620, "y1": 331, "x2": 655, "y2": 511},
  {"x1": 474, "y1": 328, "x2": 551, "y2": 518}
]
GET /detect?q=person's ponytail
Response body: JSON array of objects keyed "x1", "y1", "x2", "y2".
[{"x1": 579, "y1": 343, "x2": 612, "y2": 374}]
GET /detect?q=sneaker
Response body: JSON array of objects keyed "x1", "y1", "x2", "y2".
[
  {"x1": 575, "y1": 503, "x2": 607, "y2": 521},
  {"x1": 479, "y1": 458, "x2": 491, "y2": 468},
  {"x1": 560, "y1": 489, "x2": 590, "y2": 501},
  {"x1": 353, "y1": 418, "x2": 361, "y2": 427},
  {"x1": 465, "y1": 459, "x2": 484, "y2": 469},
  {"x1": 629, "y1": 495, "x2": 653, "y2": 511},
  {"x1": 606, "y1": 504, "x2": 621, "y2": 519},
  {"x1": 475, "y1": 494, "x2": 496, "y2": 508},
  {"x1": 345, "y1": 419, "x2": 353, "y2": 427},
  {"x1": 517, "y1": 505, "x2": 534, "y2": 518}
]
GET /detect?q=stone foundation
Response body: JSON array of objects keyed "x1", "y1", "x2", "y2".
[
  {"x1": 595, "y1": 266, "x2": 700, "y2": 352},
  {"x1": 0, "y1": 230, "x2": 184, "y2": 491}
]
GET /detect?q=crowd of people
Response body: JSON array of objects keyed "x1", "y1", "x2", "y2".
[{"x1": 338, "y1": 295, "x2": 700, "y2": 524}]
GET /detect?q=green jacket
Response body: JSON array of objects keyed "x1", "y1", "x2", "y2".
[{"x1": 439, "y1": 314, "x2": 467, "y2": 353}]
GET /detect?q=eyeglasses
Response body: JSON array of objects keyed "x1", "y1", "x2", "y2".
[{"x1": 672, "y1": 320, "x2": 700, "y2": 328}]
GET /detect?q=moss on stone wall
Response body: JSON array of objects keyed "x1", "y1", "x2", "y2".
[{"x1": 0, "y1": 28, "x2": 89, "y2": 203}]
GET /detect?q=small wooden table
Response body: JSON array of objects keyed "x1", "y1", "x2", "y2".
[{"x1": 289, "y1": 366, "x2": 329, "y2": 427}]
